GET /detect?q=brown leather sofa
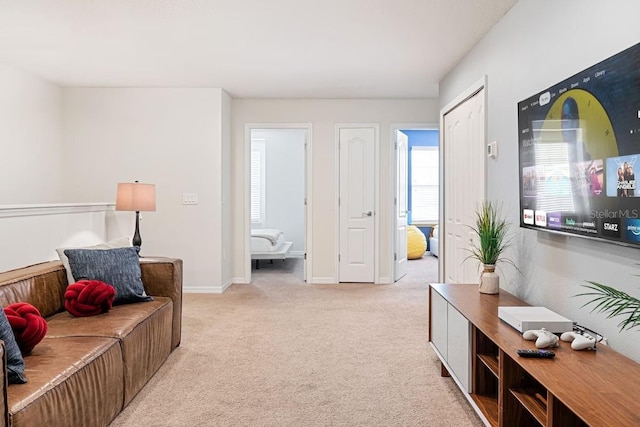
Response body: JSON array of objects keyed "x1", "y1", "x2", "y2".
[{"x1": 0, "y1": 257, "x2": 182, "y2": 427}]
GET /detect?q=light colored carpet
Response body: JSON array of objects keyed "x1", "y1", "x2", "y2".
[{"x1": 110, "y1": 255, "x2": 482, "y2": 426}]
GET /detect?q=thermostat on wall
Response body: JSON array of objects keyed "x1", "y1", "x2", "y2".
[{"x1": 487, "y1": 141, "x2": 498, "y2": 158}]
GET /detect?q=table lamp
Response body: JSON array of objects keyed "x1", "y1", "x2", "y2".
[{"x1": 115, "y1": 181, "x2": 156, "y2": 248}]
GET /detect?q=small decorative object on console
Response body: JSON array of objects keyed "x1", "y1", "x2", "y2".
[
  {"x1": 522, "y1": 328, "x2": 559, "y2": 348},
  {"x1": 516, "y1": 349, "x2": 556, "y2": 358},
  {"x1": 560, "y1": 331, "x2": 597, "y2": 350}
]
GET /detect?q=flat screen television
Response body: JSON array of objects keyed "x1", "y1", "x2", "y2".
[{"x1": 518, "y1": 42, "x2": 640, "y2": 247}]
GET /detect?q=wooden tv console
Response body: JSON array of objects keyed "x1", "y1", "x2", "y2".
[{"x1": 428, "y1": 283, "x2": 640, "y2": 426}]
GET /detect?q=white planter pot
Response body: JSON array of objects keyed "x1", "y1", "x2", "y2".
[{"x1": 479, "y1": 264, "x2": 499, "y2": 294}]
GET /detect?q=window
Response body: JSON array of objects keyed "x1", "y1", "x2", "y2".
[
  {"x1": 411, "y1": 146, "x2": 439, "y2": 222},
  {"x1": 251, "y1": 139, "x2": 266, "y2": 224}
]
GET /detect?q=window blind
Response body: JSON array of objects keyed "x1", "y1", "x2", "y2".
[
  {"x1": 411, "y1": 146, "x2": 439, "y2": 222},
  {"x1": 251, "y1": 140, "x2": 266, "y2": 224}
]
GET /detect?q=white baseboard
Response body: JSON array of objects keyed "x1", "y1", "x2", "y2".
[
  {"x1": 183, "y1": 286, "x2": 219, "y2": 293},
  {"x1": 377, "y1": 276, "x2": 392, "y2": 285},
  {"x1": 184, "y1": 279, "x2": 233, "y2": 294},
  {"x1": 232, "y1": 276, "x2": 249, "y2": 285},
  {"x1": 310, "y1": 277, "x2": 337, "y2": 284}
]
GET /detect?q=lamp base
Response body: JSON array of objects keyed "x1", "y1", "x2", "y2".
[{"x1": 132, "y1": 211, "x2": 142, "y2": 247}]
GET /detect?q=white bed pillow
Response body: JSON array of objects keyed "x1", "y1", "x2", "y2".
[{"x1": 56, "y1": 236, "x2": 132, "y2": 284}]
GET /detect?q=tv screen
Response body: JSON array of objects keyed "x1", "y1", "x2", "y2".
[{"x1": 518, "y1": 42, "x2": 640, "y2": 247}]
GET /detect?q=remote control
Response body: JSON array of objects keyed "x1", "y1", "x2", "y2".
[{"x1": 516, "y1": 349, "x2": 555, "y2": 358}]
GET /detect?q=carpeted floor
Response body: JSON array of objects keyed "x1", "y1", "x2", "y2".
[{"x1": 109, "y1": 255, "x2": 482, "y2": 426}]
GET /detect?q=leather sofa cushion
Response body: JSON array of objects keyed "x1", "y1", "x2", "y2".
[
  {"x1": 45, "y1": 297, "x2": 173, "y2": 405},
  {"x1": 45, "y1": 297, "x2": 171, "y2": 340},
  {"x1": 0, "y1": 262, "x2": 67, "y2": 319},
  {"x1": 140, "y1": 258, "x2": 182, "y2": 350},
  {"x1": 8, "y1": 336, "x2": 124, "y2": 427}
]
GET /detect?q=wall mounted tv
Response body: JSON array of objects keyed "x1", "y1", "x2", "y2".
[{"x1": 518, "y1": 42, "x2": 640, "y2": 247}]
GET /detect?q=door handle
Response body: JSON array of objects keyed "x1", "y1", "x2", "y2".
[{"x1": 363, "y1": 211, "x2": 373, "y2": 217}]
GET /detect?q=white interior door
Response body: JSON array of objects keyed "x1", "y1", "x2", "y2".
[
  {"x1": 443, "y1": 89, "x2": 486, "y2": 283},
  {"x1": 394, "y1": 130, "x2": 408, "y2": 281},
  {"x1": 339, "y1": 127, "x2": 375, "y2": 283}
]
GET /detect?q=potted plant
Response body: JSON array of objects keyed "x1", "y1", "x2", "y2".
[
  {"x1": 466, "y1": 201, "x2": 515, "y2": 294},
  {"x1": 576, "y1": 281, "x2": 640, "y2": 331}
]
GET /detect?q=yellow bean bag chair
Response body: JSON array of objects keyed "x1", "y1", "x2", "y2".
[{"x1": 407, "y1": 225, "x2": 427, "y2": 259}]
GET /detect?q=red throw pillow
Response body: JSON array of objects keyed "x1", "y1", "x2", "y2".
[
  {"x1": 65, "y1": 280, "x2": 116, "y2": 317},
  {"x1": 4, "y1": 302, "x2": 48, "y2": 355}
]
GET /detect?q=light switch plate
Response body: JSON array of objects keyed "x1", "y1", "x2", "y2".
[{"x1": 182, "y1": 193, "x2": 198, "y2": 205}]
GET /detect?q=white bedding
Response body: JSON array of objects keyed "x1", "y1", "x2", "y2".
[
  {"x1": 251, "y1": 228, "x2": 293, "y2": 264},
  {"x1": 251, "y1": 229, "x2": 285, "y2": 252}
]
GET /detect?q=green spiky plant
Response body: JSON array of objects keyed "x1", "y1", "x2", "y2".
[
  {"x1": 465, "y1": 201, "x2": 516, "y2": 269},
  {"x1": 576, "y1": 281, "x2": 640, "y2": 331}
]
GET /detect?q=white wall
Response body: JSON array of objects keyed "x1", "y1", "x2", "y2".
[
  {"x1": 0, "y1": 204, "x2": 120, "y2": 271},
  {"x1": 62, "y1": 88, "x2": 231, "y2": 292},
  {"x1": 0, "y1": 64, "x2": 64, "y2": 203},
  {"x1": 251, "y1": 129, "x2": 306, "y2": 255},
  {"x1": 232, "y1": 99, "x2": 439, "y2": 284},
  {"x1": 439, "y1": 0, "x2": 640, "y2": 361},
  {"x1": 0, "y1": 64, "x2": 131, "y2": 271}
]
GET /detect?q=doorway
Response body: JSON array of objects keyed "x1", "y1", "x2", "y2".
[
  {"x1": 244, "y1": 124, "x2": 312, "y2": 283},
  {"x1": 391, "y1": 124, "x2": 440, "y2": 283}
]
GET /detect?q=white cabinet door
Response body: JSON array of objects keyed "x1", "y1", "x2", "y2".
[
  {"x1": 430, "y1": 291, "x2": 448, "y2": 360},
  {"x1": 447, "y1": 305, "x2": 471, "y2": 392}
]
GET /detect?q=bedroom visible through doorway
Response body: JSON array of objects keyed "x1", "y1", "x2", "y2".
[
  {"x1": 392, "y1": 125, "x2": 440, "y2": 283},
  {"x1": 248, "y1": 127, "x2": 309, "y2": 282}
]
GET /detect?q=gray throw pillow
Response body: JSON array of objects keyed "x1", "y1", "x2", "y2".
[
  {"x1": 64, "y1": 247, "x2": 152, "y2": 305},
  {"x1": 56, "y1": 236, "x2": 132, "y2": 284},
  {"x1": 0, "y1": 309, "x2": 26, "y2": 384}
]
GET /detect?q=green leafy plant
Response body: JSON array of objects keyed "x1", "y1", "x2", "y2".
[
  {"x1": 465, "y1": 201, "x2": 515, "y2": 268},
  {"x1": 577, "y1": 281, "x2": 640, "y2": 331}
]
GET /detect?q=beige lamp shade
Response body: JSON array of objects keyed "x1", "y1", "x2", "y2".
[{"x1": 115, "y1": 182, "x2": 156, "y2": 212}]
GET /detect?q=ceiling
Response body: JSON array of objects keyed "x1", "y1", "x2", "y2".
[{"x1": 0, "y1": 0, "x2": 517, "y2": 99}]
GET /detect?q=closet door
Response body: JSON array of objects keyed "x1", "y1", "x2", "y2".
[
  {"x1": 443, "y1": 88, "x2": 486, "y2": 284},
  {"x1": 338, "y1": 126, "x2": 375, "y2": 283}
]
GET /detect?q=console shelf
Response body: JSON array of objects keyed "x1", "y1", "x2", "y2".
[
  {"x1": 476, "y1": 354, "x2": 498, "y2": 378},
  {"x1": 429, "y1": 283, "x2": 640, "y2": 427},
  {"x1": 509, "y1": 388, "x2": 547, "y2": 426},
  {"x1": 470, "y1": 394, "x2": 498, "y2": 427}
]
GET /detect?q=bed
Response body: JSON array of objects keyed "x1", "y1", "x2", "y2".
[
  {"x1": 429, "y1": 225, "x2": 439, "y2": 258},
  {"x1": 251, "y1": 228, "x2": 293, "y2": 269}
]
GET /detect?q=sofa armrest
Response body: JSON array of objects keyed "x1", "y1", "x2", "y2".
[
  {"x1": 139, "y1": 257, "x2": 183, "y2": 350},
  {"x1": 0, "y1": 341, "x2": 7, "y2": 427}
]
